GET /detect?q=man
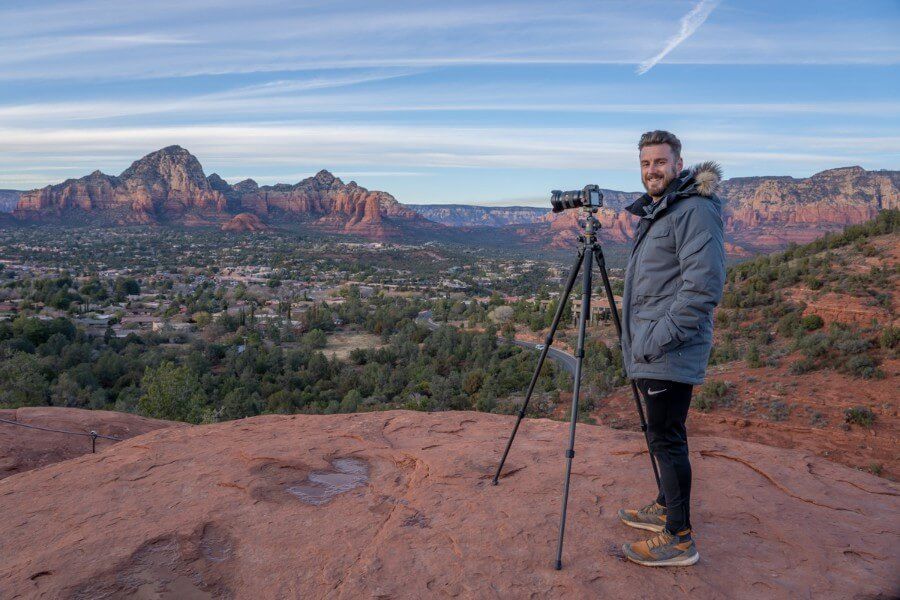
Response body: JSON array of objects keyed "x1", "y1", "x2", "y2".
[{"x1": 617, "y1": 130, "x2": 726, "y2": 567}]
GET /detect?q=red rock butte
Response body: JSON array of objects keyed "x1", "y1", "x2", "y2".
[
  {"x1": 12, "y1": 146, "x2": 437, "y2": 240},
  {"x1": 2, "y1": 410, "x2": 897, "y2": 598}
]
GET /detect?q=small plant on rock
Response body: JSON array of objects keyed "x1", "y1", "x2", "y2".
[{"x1": 844, "y1": 406, "x2": 875, "y2": 428}]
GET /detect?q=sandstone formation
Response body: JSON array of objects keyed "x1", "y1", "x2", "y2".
[
  {"x1": 14, "y1": 146, "x2": 228, "y2": 224},
  {"x1": 10, "y1": 148, "x2": 898, "y2": 251},
  {"x1": 12, "y1": 148, "x2": 438, "y2": 240},
  {"x1": 720, "y1": 166, "x2": 900, "y2": 249},
  {"x1": 221, "y1": 212, "x2": 268, "y2": 232},
  {"x1": 239, "y1": 169, "x2": 436, "y2": 238},
  {"x1": 411, "y1": 167, "x2": 898, "y2": 254},
  {"x1": 1, "y1": 410, "x2": 896, "y2": 598},
  {"x1": 0, "y1": 406, "x2": 182, "y2": 480}
]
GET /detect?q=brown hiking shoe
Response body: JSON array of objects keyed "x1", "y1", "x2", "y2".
[
  {"x1": 623, "y1": 529, "x2": 699, "y2": 567},
  {"x1": 618, "y1": 501, "x2": 667, "y2": 533}
]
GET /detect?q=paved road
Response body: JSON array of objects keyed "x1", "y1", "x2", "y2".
[{"x1": 417, "y1": 310, "x2": 576, "y2": 374}]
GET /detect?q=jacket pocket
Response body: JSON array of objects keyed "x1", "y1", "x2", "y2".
[
  {"x1": 632, "y1": 295, "x2": 671, "y2": 363},
  {"x1": 650, "y1": 224, "x2": 671, "y2": 238}
]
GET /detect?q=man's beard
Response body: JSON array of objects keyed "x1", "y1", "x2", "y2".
[{"x1": 642, "y1": 166, "x2": 678, "y2": 198}]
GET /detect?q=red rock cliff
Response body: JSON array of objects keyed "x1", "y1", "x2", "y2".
[{"x1": 15, "y1": 146, "x2": 227, "y2": 224}]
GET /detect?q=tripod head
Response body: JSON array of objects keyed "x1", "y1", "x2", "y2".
[{"x1": 577, "y1": 202, "x2": 602, "y2": 242}]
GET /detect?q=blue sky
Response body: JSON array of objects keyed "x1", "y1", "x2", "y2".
[{"x1": 1, "y1": 0, "x2": 898, "y2": 205}]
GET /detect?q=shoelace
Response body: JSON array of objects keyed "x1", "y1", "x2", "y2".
[
  {"x1": 646, "y1": 531, "x2": 674, "y2": 549},
  {"x1": 641, "y1": 502, "x2": 663, "y2": 515}
]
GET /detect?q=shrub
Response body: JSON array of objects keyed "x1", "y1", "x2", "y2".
[
  {"x1": 777, "y1": 311, "x2": 802, "y2": 337},
  {"x1": 692, "y1": 395, "x2": 716, "y2": 412},
  {"x1": 880, "y1": 327, "x2": 899, "y2": 350},
  {"x1": 844, "y1": 354, "x2": 881, "y2": 379},
  {"x1": 833, "y1": 337, "x2": 871, "y2": 356},
  {"x1": 692, "y1": 380, "x2": 735, "y2": 412},
  {"x1": 797, "y1": 332, "x2": 829, "y2": 358},
  {"x1": 801, "y1": 314, "x2": 824, "y2": 331},
  {"x1": 709, "y1": 340, "x2": 740, "y2": 365},
  {"x1": 844, "y1": 406, "x2": 875, "y2": 428},
  {"x1": 745, "y1": 343, "x2": 763, "y2": 368},
  {"x1": 866, "y1": 463, "x2": 883, "y2": 476},
  {"x1": 766, "y1": 400, "x2": 791, "y2": 422},
  {"x1": 808, "y1": 410, "x2": 827, "y2": 428},
  {"x1": 804, "y1": 275, "x2": 824, "y2": 290},
  {"x1": 789, "y1": 357, "x2": 818, "y2": 375}
]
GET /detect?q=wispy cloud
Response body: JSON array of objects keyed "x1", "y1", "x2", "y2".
[
  {"x1": 0, "y1": 123, "x2": 892, "y2": 185},
  {"x1": 0, "y1": 1, "x2": 897, "y2": 200},
  {"x1": 637, "y1": 0, "x2": 720, "y2": 75},
  {"x1": 73, "y1": 34, "x2": 198, "y2": 46}
]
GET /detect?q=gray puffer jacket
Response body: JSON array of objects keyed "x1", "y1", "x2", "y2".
[{"x1": 620, "y1": 161, "x2": 726, "y2": 385}]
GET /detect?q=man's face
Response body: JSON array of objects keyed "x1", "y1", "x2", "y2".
[{"x1": 640, "y1": 144, "x2": 683, "y2": 198}]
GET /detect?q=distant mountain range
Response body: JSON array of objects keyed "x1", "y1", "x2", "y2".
[
  {"x1": 12, "y1": 146, "x2": 437, "y2": 239},
  {"x1": 414, "y1": 167, "x2": 899, "y2": 253},
  {"x1": 5, "y1": 146, "x2": 898, "y2": 254}
]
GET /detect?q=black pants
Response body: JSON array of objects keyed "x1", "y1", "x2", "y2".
[{"x1": 635, "y1": 378, "x2": 693, "y2": 534}]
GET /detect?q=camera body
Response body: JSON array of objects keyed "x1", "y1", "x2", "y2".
[{"x1": 550, "y1": 184, "x2": 603, "y2": 213}]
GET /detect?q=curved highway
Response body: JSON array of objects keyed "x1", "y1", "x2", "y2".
[{"x1": 417, "y1": 310, "x2": 576, "y2": 374}]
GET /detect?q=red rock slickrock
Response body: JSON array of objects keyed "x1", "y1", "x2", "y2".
[
  {"x1": 220, "y1": 212, "x2": 268, "y2": 232},
  {"x1": 2, "y1": 410, "x2": 897, "y2": 598},
  {"x1": 0, "y1": 407, "x2": 183, "y2": 480}
]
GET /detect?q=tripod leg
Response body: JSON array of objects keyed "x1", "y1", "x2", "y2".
[
  {"x1": 493, "y1": 248, "x2": 585, "y2": 485},
  {"x1": 555, "y1": 246, "x2": 593, "y2": 570},
  {"x1": 592, "y1": 246, "x2": 662, "y2": 492}
]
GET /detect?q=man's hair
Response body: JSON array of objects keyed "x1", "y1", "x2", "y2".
[{"x1": 638, "y1": 130, "x2": 681, "y2": 160}]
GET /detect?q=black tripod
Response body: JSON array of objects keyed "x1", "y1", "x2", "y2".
[{"x1": 491, "y1": 206, "x2": 662, "y2": 570}]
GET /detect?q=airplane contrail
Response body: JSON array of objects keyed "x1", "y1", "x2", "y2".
[{"x1": 637, "y1": 0, "x2": 720, "y2": 75}]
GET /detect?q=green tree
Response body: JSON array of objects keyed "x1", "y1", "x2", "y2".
[
  {"x1": 340, "y1": 389, "x2": 362, "y2": 413},
  {"x1": 113, "y1": 277, "x2": 141, "y2": 300},
  {"x1": 138, "y1": 361, "x2": 206, "y2": 423},
  {"x1": 0, "y1": 352, "x2": 49, "y2": 408}
]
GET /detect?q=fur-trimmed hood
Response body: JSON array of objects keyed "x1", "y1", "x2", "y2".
[
  {"x1": 625, "y1": 161, "x2": 723, "y2": 217},
  {"x1": 690, "y1": 161, "x2": 723, "y2": 197}
]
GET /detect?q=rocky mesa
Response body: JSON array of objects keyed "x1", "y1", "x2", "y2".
[
  {"x1": 2, "y1": 410, "x2": 897, "y2": 598},
  {"x1": 233, "y1": 169, "x2": 435, "y2": 238},
  {"x1": 12, "y1": 147, "x2": 437, "y2": 240},
  {"x1": 721, "y1": 166, "x2": 900, "y2": 249}
]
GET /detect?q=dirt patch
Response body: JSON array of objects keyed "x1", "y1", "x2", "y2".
[{"x1": 324, "y1": 331, "x2": 384, "y2": 360}]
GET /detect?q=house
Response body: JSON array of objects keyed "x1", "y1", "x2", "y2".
[{"x1": 571, "y1": 295, "x2": 622, "y2": 326}]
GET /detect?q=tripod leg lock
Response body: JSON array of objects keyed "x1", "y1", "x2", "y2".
[
  {"x1": 565, "y1": 449, "x2": 575, "y2": 459},
  {"x1": 574, "y1": 348, "x2": 584, "y2": 358}
]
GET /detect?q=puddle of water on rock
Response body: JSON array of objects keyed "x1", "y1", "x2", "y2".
[{"x1": 287, "y1": 457, "x2": 369, "y2": 505}]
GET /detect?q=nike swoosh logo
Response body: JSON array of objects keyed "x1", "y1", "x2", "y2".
[{"x1": 647, "y1": 388, "x2": 667, "y2": 396}]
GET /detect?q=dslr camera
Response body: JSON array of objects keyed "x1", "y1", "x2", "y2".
[{"x1": 550, "y1": 184, "x2": 603, "y2": 213}]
